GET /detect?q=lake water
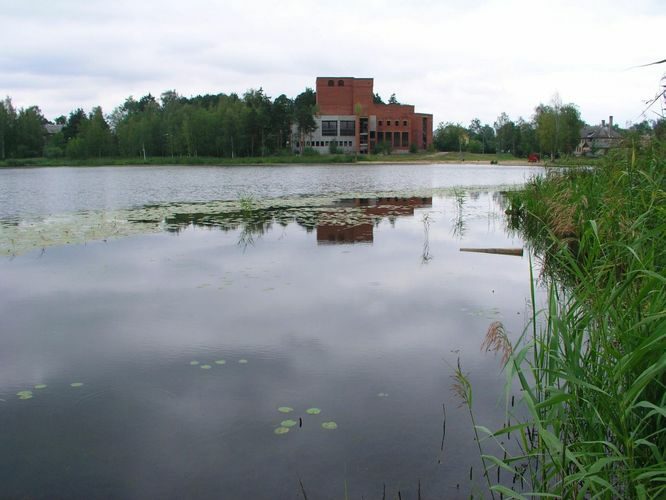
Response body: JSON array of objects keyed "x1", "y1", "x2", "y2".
[{"x1": 0, "y1": 163, "x2": 542, "y2": 499}]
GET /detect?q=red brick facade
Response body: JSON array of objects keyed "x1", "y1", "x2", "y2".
[{"x1": 315, "y1": 77, "x2": 433, "y2": 153}]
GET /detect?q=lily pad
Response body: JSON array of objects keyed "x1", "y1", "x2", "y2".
[
  {"x1": 280, "y1": 419, "x2": 298, "y2": 427},
  {"x1": 277, "y1": 406, "x2": 294, "y2": 413},
  {"x1": 214, "y1": 360, "x2": 226, "y2": 365},
  {"x1": 70, "y1": 382, "x2": 84, "y2": 387},
  {"x1": 34, "y1": 384, "x2": 48, "y2": 390},
  {"x1": 238, "y1": 359, "x2": 248, "y2": 364},
  {"x1": 17, "y1": 390, "x2": 33, "y2": 400},
  {"x1": 274, "y1": 427, "x2": 290, "y2": 435},
  {"x1": 321, "y1": 421, "x2": 338, "y2": 430},
  {"x1": 377, "y1": 392, "x2": 389, "y2": 398},
  {"x1": 190, "y1": 360, "x2": 200, "y2": 366},
  {"x1": 200, "y1": 364, "x2": 212, "y2": 370},
  {"x1": 306, "y1": 408, "x2": 321, "y2": 415}
]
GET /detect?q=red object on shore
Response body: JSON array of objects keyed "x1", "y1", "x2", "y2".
[{"x1": 528, "y1": 153, "x2": 540, "y2": 163}]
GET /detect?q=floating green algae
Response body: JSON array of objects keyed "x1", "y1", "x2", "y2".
[
  {"x1": 238, "y1": 359, "x2": 248, "y2": 364},
  {"x1": 17, "y1": 390, "x2": 33, "y2": 400},
  {"x1": 306, "y1": 408, "x2": 321, "y2": 415},
  {"x1": 34, "y1": 384, "x2": 48, "y2": 390},
  {"x1": 190, "y1": 360, "x2": 200, "y2": 366},
  {"x1": 70, "y1": 382, "x2": 84, "y2": 387},
  {"x1": 274, "y1": 427, "x2": 290, "y2": 435},
  {"x1": 321, "y1": 421, "x2": 338, "y2": 430},
  {"x1": 1, "y1": 187, "x2": 521, "y2": 256},
  {"x1": 214, "y1": 360, "x2": 226, "y2": 365},
  {"x1": 280, "y1": 419, "x2": 298, "y2": 427},
  {"x1": 277, "y1": 407, "x2": 294, "y2": 413},
  {"x1": 200, "y1": 364, "x2": 212, "y2": 370}
]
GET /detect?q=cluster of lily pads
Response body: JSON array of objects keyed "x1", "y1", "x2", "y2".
[
  {"x1": 16, "y1": 382, "x2": 84, "y2": 400},
  {"x1": 274, "y1": 406, "x2": 337, "y2": 435},
  {"x1": 0, "y1": 186, "x2": 521, "y2": 256},
  {"x1": 190, "y1": 358, "x2": 248, "y2": 370}
]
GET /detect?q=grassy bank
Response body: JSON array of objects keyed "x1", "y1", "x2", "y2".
[
  {"x1": 475, "y1": 144, "x2": 665, "y2": 497},
  {"x1": 0, "y1": 151, "x2": 529, "y2": 168}
]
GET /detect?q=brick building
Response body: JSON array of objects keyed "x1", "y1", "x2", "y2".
[{"x1": 293, "y1": 77, "x2": 433, "y2": 154}]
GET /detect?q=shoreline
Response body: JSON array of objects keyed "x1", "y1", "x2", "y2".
[{"x1": 0, "y1": 156, "x2": 546, "y2": 169}]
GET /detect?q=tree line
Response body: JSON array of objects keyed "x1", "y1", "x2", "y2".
[
  {"x1": 434, "y1": 96, "x2": 665, "y2": 158},
  {"x1": 0, "y1": 88, "x2": 318, "y2": 160},
  {"x1": 1, "y1": 89, "x2": 664, "y2": 161}
]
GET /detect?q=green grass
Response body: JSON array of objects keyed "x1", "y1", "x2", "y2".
[
  {"x1": 466, "y1": 142, "x2": 666, "y2": 498},
  {"x1": 0, "y1": 151, "x2": 529, "y2": 168},
  {"x1": 0, "y1": 154, "x2": 361, "y2": 168}
]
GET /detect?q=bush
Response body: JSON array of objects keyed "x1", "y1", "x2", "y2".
[
  {"x1": 409, "y1": 143, "x2": 418, "y2": 154},
  {"x1": 372, "y1": 141, "x2": 392, "y2": 155},
  {"x1": 302, "y1": 147, "x2": 319, "y2": 156},
  {"x1": 328, "y1": 140, "x2": 339, "y2": 154}
]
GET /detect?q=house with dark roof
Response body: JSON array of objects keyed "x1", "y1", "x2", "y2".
[{"x1": 575, "y1": 115, "x2": 622, "y2": 157}]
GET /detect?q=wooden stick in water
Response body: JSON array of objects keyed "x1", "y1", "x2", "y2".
[{"x1": 460, "y1": 247, "x2": 524, "y2": 256}]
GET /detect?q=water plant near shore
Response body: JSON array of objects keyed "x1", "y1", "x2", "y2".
[{"x1": 470, "y1": 143, "x2": 666, "y2": 497}]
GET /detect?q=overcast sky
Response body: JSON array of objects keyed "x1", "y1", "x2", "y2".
[{"x1": 1, "y1": 0, "x2": 664, "y2": 127}]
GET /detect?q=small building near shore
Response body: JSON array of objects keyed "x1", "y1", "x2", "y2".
[
  {"x1": 292, "y1": 77, "x2": 433, "y2": 155},
  {"x1": 575, "y1": 115, "x2": 623, "y2": 157}
]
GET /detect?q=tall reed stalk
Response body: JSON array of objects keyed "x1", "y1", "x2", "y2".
[{"x1": 471, "y1": 142, "x2": 665, "y2": 498}]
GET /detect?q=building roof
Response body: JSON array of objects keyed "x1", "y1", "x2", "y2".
[
  {"x1": 44, "y1": 123, "x2": 64, "y2": 134},
  {"x1": 580, "y1": 124, "x2": 622, "y2": 140}
]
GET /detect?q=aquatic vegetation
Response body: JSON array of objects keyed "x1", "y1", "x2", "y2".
[
  {"x1": 280, "y1": 419, "x2": 298, "y2": 427},
  {"x1": 214, "y1": 360, "x2": 226, "y2": 365},
  {"x1": 274, "y1": 427, "x2": 290, "y2": 435},
  {"x1": 34, "y1": 384, "x2": 47, "y2": 390},
  {"x1": 16, "y1": 390, "x2": 33, "y2": 400},
  {"x1": 238, "y1": 359, "x2": 248, "y2": 364},
  {"x1": 189, "y1": 360, "x2": 200, "y2": 366},
  {"x1": 321, "y1": 421, "x2": 338, "y2": 430},
  {"x1": 200, "y1": 364, "x2": 212, "y2": 370},
  {"x1": 70, "y1": 382, "x2": 84, "y2": 387},
  {"x1": 277, "y1": 407, "x2": 294, "y2": 413},
  {"x1": 473, "y1": 145, "x2": 666, "y2": 498},
  {"x1": 305, "y1": 408, "x2": 321, "y2": 415},
  {"x1": 0, "y1": 186, "x2": 522, "y2": 256},
  {"x1": 377, "y1": 393, "x2": 389, "y2": 398}
]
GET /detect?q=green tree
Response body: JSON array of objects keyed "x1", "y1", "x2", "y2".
[
  {"x1": 15, "y1": 106, "x2": 46, "y2": 157},
  {"x1": 62, "y1": 108, "x2": 87, "y2": 141},
  {"x1": 80, "y1": 107, "x2": 114, "y2": 158},
  {"x1": 293, "y1": 88, "x2": 318, "y2": 154},
  {"x1": 0, "y1": 97, "x2": 17, "y2": 159},
  {"x1": 271, "y1": 94, "x2": 294, "y2": 151},
  {"x1": 534, "y1": 95, "x2": 582, "y2": 157},
  {"x1": 434, "y1": 122, "x2": 467, "y2": 151}
]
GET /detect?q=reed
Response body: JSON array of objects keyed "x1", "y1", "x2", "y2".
[{"x1": 474, "y1": 142, "x2": 666, "y2": 498}]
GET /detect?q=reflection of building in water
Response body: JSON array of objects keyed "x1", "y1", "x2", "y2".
[
  {"x1": 317, "y1": 222, "x2": 374, "y2": 244},
  {"x1": 316, "y1": 197, "x2": 432, "y2": 244}
]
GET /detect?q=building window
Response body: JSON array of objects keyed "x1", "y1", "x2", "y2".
[
  {"x1": 377, "y1": 132, "x2": 384, "y2": 143},
  {"x1": 338, "y1": 80, "x2": 344, "y2": 86},
  {"x1": 321, "y1": 120, "x2": 338, "y2": 136},
  {"x1": 386, "y1": 120, "x2": 391, "y2": 126},
  {"x1": 370, "y1": 131, "x2": 375, "y2": 139},
  {"x1": 328, "y1": 80, "x2": 334, "y2": 87},
  {"x1": 393, "y1": 133, "x2": 400, "y2": 147},
  {"x1": 378, "y1": 120, "x2": 383, "y2": 126},
  {"x1": 402, "y1": 132, "x2": 409, "y2": 147},
  {"x1": 403, "y1": 120, "x2": 407, "y2": 126},
  {"x1": 340, "y1": 120, "x2": 355, "y2": 136}
]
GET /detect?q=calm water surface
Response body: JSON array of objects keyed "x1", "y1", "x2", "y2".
[{"x1": 0, "y1": 164, "x2": 542, "y2": 499}]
